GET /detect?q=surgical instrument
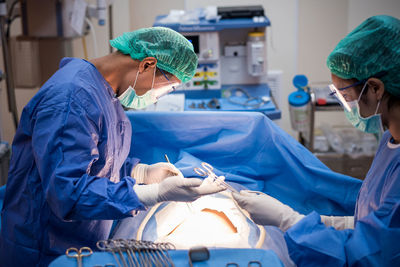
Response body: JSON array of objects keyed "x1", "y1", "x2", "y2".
[
  {"x1": 96, "y1": 240, "x2": 123, "y2": 267},
  {"x1": 96, "y1": 239, "x2": 175, "y2": 267},
  {"x1": 65, "y1": 246, "x2": 93, "y2": 267},
  {"x1": 207, "y1": 98, "x2": 221, "y2": 109},
  {"x1": 164, "y1": 154, "x2": 170, "y2": 163},
  {"x1": 194, "y1": 162, "x2": 239, "y2": 193},
  {"x1": 198, "y1": 101, "x2": 206, "y2": 109}
]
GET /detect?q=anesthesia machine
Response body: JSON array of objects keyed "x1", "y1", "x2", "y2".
[{"x1": 151, "y1": 6, "x2": 281, "y2": 120}]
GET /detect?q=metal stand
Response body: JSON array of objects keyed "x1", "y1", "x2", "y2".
[
  {"x1": 0, "y1": 1, "x2": 18, "y2": 129},
  {"x1": 299, "y1": 89, "x2": 342, "y2": 152}
]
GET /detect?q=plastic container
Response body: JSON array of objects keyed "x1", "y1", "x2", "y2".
[
  {"x1": 246, "y1": 32, "x2": 266, "y2": 76},
  {"x1": 292, "y1": 74, "x2": 308, "y2": 90},
  {"x1": 288, "y1": 89, "x2": 310, "y2": 132}
]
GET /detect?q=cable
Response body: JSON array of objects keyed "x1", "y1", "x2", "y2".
[
  {"x1": 0, "y1": 7, "x2": 18, "y2": 128},
  {"x1": 5, "y1": 0, "x2": 19, "y2": 38},
  {"x1": 6, "y1": 14, "x2": 19, "y2": 38},
  {"x1": 225, "y1": 87, "x2": 270, "y2": 109},
  {"x1": 81, "y1": 36, "x2": 88, "y2": 60},
  {"x1": 7, "y1": 0, "x2": 18, "y2": 18},
  {"x1": 84, "y1": 17, "x2": 98, "y2": 58},
  {"x1": 108, "y1": 4, "x2": 113, "y2": 53}
]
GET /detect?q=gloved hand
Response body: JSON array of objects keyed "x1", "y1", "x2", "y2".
[
  {"x1": 134, "y1": 175, "x2": 226, "y2": 207},
  {"x1": 132, "y1": 163, "x2": 183, "y2": 184},
  {"x1": 321, "y1": 215, "x2": 354, "y2": 230},
  {"x1": 232, "y1": 190, "x2": 304, "y2": 231}
]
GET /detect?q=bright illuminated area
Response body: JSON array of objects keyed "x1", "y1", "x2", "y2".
[{"x1": 137, "y1": 192, "x2": 265, "y2": 249}]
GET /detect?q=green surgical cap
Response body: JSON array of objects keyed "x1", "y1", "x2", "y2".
[
  {"x1": 327, "y1": 15, "x2": 400, "y2": 98},
  {"x1": 110, "y1": 27, "x2": 198, "y2": 83}
]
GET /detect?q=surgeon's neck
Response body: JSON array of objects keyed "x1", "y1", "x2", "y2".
[
  {"x1": 90, "y1": 52, "x2": 136, "y2": 94},
  {"x1": 388, "y1": 109, "x2": 400, "y2": 144},
  {"x1": 389, "y1": 128, "x2": 400, "y2": 144}
]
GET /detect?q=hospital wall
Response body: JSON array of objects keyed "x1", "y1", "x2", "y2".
[
  {"x1": 1, "y1": 0, "x2": 400, "y2": 145},
  {"x1": 0, "y1": 0, "x2": 132, "y2": 144}
]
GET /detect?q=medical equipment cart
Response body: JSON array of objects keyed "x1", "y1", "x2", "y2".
[{"x1": 152, "y1": 7, "x2": 281, "y2": 120}]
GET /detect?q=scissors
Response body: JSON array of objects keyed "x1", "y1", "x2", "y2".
[
  {"x1": 194, "y1": 162, "x2": 238, "y2": 193},
  {"x1": 66, "y1": 247, "x2": 93, "y2": 267}
]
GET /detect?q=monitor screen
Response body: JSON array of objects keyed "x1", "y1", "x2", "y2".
[{"x1": 184, "y1": 35, "x2": 199, "y2": 54}]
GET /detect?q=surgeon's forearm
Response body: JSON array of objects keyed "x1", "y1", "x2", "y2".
[
  {"x1": 47, "y1": 174, "x2": 145, "y2": 221},
  {"x1": 320, "y1": 215, "x2": 354, "y2": 229}
]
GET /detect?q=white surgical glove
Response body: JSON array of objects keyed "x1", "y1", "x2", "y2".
[
  {"x1": 132, "y1": 162, "x2": 183, "y2": 184},
  {"x1": 232, "y1": 190, "x2": 304, "y2": 231},
  {"x1": 320, "y1": 215, "x2": 354, "y2": 230},
  {"x1": 134, "y1": 175, "x2": 226, "y2": 207}
]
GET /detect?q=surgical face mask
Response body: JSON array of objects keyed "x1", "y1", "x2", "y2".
[
  {"x1": 118, "y1": 85, "x2": 157, "y2": 109},
  {"x1": 344, "y1": 83, "x2": 384, "y2": 135},
  {"x1": 118, "y1": 68, "x2": 178, "y2": 109},
  {"x1": 118, "y1": 68, "x2": 157, "y2": 109}
]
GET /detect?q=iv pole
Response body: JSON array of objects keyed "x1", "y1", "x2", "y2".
[{"x1": 0, "y1": 0, "x2": 19, "y2": 130}]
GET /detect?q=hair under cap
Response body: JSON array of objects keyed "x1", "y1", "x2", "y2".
[
  {"x1": 327, "y1": 15, "x2": 400, "y2": 98},
  {"x1": 110, "y1": 27, "x2": 198, "y2": 83}
]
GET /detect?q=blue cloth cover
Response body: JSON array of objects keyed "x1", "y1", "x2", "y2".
[{"x1": 126, "y1": 111, "x2": 360, "y2": 216}]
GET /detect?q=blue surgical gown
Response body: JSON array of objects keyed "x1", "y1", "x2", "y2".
[
  {"x1": 285, "y1": 130, "x2": 400, "y2": 266},
  {"x1": 0, "y1": 58, "x2": 144, "y2": 266}
]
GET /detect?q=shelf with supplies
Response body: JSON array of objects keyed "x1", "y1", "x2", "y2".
[
  {"x1": 300, "y1": 87, "x2": 376, "y2": 179},
  {"x1": 299, "y1": 85, "x2": 343, "y2": 151},
  {"x1": 178, "y1": 83, "x2": 281, "y2": 120}
]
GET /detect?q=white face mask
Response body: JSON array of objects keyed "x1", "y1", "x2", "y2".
[{"x1": 118, "y1": 68, "x2": 157, "y2": 109}]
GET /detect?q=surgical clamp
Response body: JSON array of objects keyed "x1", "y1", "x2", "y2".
[
  {"x1": 194, "y1": 162, "x2": 239, "y2": 193},
  {"x1": 97, "y1": 240, "x2": 123, "y2": 267},
  {"x1": 65, "y1": 246, "x2": 93, "y2": 267}
]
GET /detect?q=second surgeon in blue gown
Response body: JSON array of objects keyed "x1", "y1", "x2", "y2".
[
  {"x1": 0, "y1": 27, "x2": 225, "y2": 266},
  {"x1": 233, "y1": 15, "x2": 400, "y2": 266}
]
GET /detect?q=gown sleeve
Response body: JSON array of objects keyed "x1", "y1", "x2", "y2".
[
  {"x1": 284, "y1": 164, "x2": 400, "y2": 266},
  {"x1": 119, "y1": 157, "x2": 140, "y2": 178},
  {"x1": 32, "y1": 93, "x2": 145, "y2": 221}
]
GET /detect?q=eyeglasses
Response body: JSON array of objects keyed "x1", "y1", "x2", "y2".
[
  {"x1": 328, "y1": 80, "x2": 366, "y2": 112},
  {"x1": 154, "y1": 68, "x2": 179, "y2": 99},
  {"x1": 329, "y1": 71, "x2": 387, "y2": 112}
]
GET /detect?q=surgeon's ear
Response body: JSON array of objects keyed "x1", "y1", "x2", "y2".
[
  {"x1": 367, "y1": 78, "x2": 385, "y2": 101},
  {"x1": 138, "y1": 57, "x2": 157, "y2": 73}
]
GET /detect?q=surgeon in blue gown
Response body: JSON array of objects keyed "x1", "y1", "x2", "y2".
[
  {"x1": 0, "y1": 27, "x2": 225, "y2": 266},
  {"x1": 233, "y1": 15, "x2": 400, "y2": 266}
]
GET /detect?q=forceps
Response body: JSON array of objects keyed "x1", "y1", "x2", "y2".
[
  {"x1": 97, "y1": 240, "x2": 123, "y2": 267},
  {"x1": 194, "y1": 162, "x2": 238, "y2": 193},
  {"x1": 66, "y1": 246, "x2": 93, "y2": 267}
]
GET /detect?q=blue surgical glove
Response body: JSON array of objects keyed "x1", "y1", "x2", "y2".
[{"x1": 232, "y1": 190, "x2": 304, "y2": 231}]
